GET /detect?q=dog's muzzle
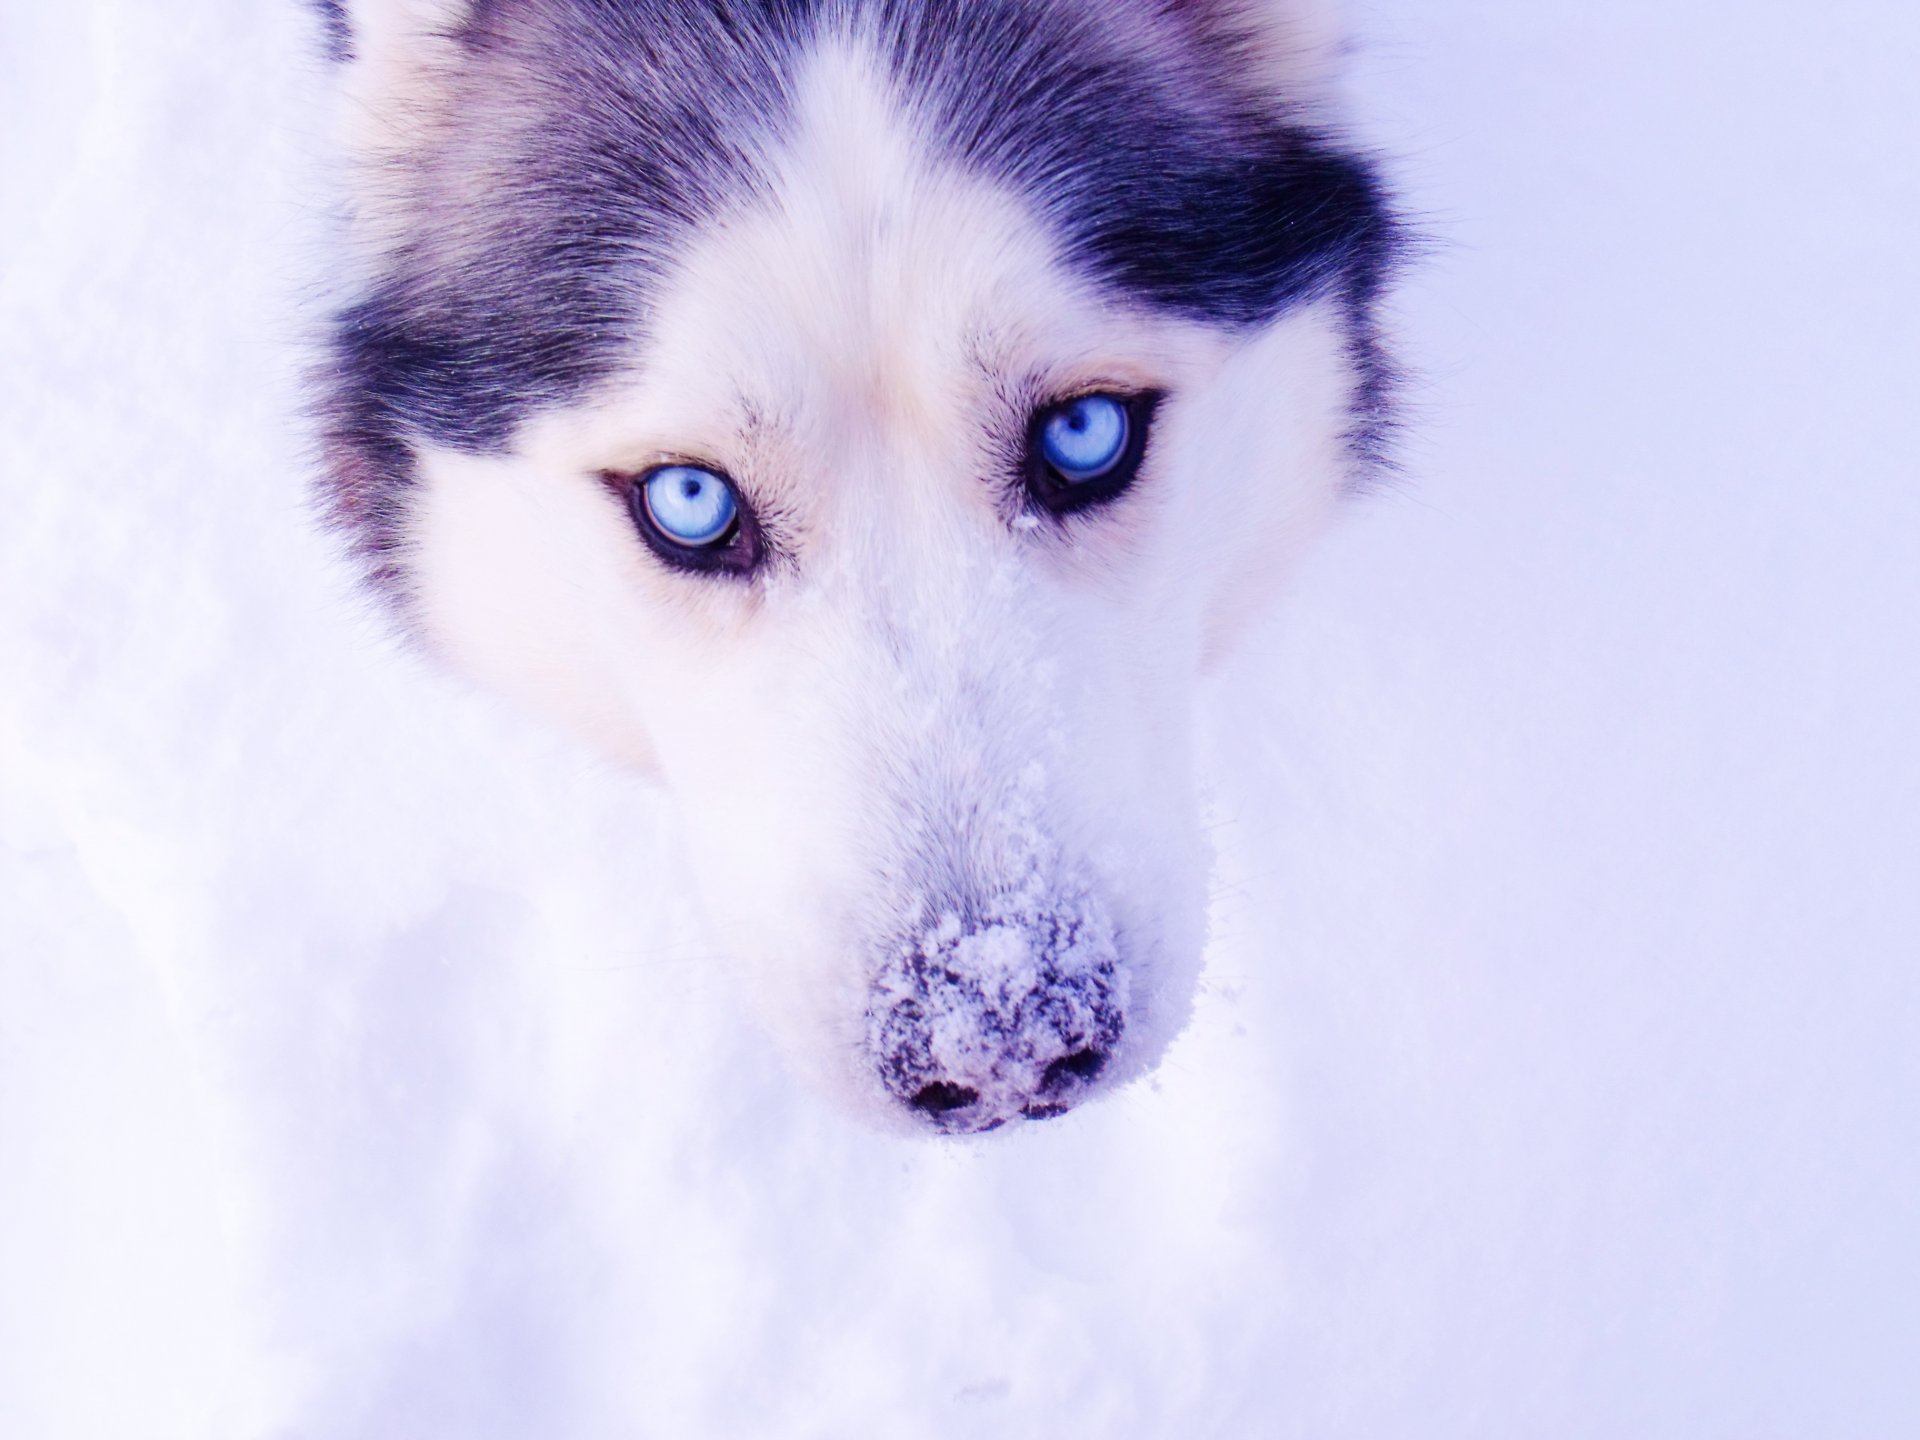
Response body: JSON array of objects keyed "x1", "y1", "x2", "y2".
[{"x1": 866, "y1": 903, "x2": 1126, "y2": 1133}]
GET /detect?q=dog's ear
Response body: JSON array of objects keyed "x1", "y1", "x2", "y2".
[
  {"x1": 318, "y1": 0, "x2": 471, "y2": 66},
  {"x1": 1159, "y1": 0, "x2": 1349, "y2": 108},
  {"x1": 322, "y1": 1, "x2": 473, "y2": 155},
  {"x1": 320, "y1": 1, "x2": 474, "y2": 243}
]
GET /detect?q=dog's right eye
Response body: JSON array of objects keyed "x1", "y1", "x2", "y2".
[
  {"x1": 643, "y1": 465, "x2": 737, "y2": 546},
  {"x1": 612, "y1": 464, "x2": 762, "y2": 576},
  {"x1": 1024, "y1": 390, "x2": 1159, "y2": 518}
]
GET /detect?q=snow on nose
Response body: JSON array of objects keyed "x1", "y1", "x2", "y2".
[{"x1": 867, "y1": 905, "x2": 1127, "y2": 1133}]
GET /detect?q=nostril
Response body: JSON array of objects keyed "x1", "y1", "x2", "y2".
[
  {"x1": 909, "y1": 1081, "x2": 980, "y2": 1117},
  {"x1": 1041, "y1": 1047, "x2": 1108, "y2": 1094}
]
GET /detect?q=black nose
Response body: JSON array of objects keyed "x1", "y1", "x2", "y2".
[
  {"x1": 1041, "y1": 1046, "x2": 1110, "y2": 1090},
  {"x1": 901, "y1": 1041, "x2": 1113, "y2": 1129},
  {"x1": 875, "y1": 976, "x2": 1124, "y2": 1133},
  {"x1": 901, "y1": 1046, "x2": 1114, "y2": 1132},
  {"x1": 907, "y1": 1080, "x2": 980, "y2": 1118},
  {"x1": 868, "y1": 910, "x2": 1126, "y2": 1132}
]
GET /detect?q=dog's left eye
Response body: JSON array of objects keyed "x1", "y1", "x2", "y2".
[
  {"x1": 613, "y1": 463, "x2": 762, "y2": 576},
  {"x1": 1027, "y1": 391, "x2": 1156, "y2": 516},
  {"x1": 642, "y1": 465, "x2": 738, "y2": 546},
  {"x1": 1041, "y1": 395, "x2": 1129, "y2": 479}
]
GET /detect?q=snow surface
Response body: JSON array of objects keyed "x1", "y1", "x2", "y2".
[{"x1": 4, "y1": 2, "x2": 1918, "y2": 1435}]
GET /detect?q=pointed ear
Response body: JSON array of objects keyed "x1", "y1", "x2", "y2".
[
  {"x1": 320, "y1": 1, "x2": 473, "y2": 244},
  {"x1": 324, "y1": 1, "x2": 473, "y2": 157},
  {"x1": 1164, "y1": 0, "x2": 1349, "y2": 108},
  {"x1": 321, "y1": 0, "x2": 471, "y2": 67}
]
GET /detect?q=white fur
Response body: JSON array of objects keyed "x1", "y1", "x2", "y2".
[{"x1": 407, "y1": 37, "x2": 1361, "y2": 1124}]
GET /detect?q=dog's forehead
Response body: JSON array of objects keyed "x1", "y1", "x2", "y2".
[
  {"x1": 333, "y1": 2, "x2": 1390, "y2": 442},
  {"x1": 623, "y1": 42, "x2": 1156, "y2": 448}
]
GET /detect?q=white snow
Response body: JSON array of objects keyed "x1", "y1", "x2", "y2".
[{"x1": 4, "y1": 2, "x2": 1917, "y2": 1436}]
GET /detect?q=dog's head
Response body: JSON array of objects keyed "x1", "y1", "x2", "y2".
[{"x1": 316, "y1": 0, "x2": 1396, "y2": 1132}]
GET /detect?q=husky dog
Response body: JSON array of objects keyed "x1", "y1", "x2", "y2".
[{"x1": 313, "y1": 0, "x2": 1397, "y2": 1134}]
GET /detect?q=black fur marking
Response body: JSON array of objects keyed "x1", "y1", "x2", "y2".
[
  {"x1": 1336, "y1": 242, "x2": 1407, "y2": 489},
  {"x1": 870, "y1": 0, "x2": 1397, "y2": 326},
  {"x1": 315, "y1": 0, "x2": 1404, "y2": 595},
  {"x1": 313, "y1": 0, "x2": 351, "y2": 62}
]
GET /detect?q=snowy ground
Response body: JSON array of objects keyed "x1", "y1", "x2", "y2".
[{"x1": 4, "y1": 3, "x2": 1917, "y2": 1436}]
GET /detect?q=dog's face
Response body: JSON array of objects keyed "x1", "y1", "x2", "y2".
[{"x1": 318, "y1": 0, "x2": 1394, "y2": 1132}]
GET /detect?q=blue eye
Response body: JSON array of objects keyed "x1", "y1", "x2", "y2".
[
  {"x1": 641, "y1": 465, "x2": 739, "y2": 547},
  {"x1": 1025, "y1": 390, "x2": 1157, "y2": 517},
  {"x1": 1039, "y1": 394, "x2": 1131, "y2": 482}
]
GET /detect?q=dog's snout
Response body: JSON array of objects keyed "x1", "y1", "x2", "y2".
[{"x1": 868, "y1": 911, "x2": 1126, "y2": 1133}]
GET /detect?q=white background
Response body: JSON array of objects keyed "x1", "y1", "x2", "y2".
[{"x1": 3, "y1": 3, "x2": 1916, "y2": 1435}]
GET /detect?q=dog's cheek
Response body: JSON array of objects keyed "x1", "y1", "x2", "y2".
[
  {"x1": 1057, "y1": 609, "x2": 1214, "y2": 1066},
  {"x1": 649, "y1": 664, "x2": 904, "y2": 1117},
  {"x1": 407, "y1": 445, "x2": 672, "y2": 775},
  {"x1": 1176, "y1": 296, "x2": 1358, "y2": 667}
]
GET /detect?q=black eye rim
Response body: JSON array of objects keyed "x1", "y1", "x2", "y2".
[
  {"x1": 1025, "y1": 389, "x2": 1162, "y2": 518},
  {"x1": 601, "y1": 463, "x2": 764, "y2": 578}
]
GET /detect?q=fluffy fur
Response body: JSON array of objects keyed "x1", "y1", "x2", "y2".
[{"x1": 313, "y1": 0, "x2": 1399, "y2": 1133}]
